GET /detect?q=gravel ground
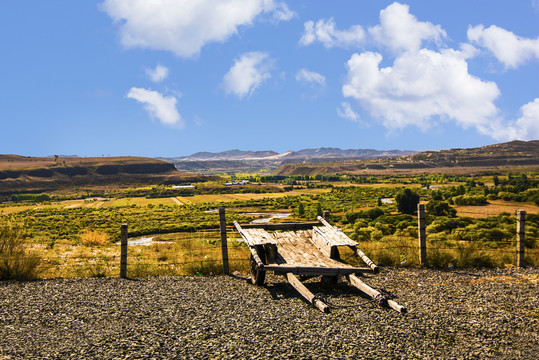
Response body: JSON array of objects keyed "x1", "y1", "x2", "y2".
[{"x1": 1, "y1": 268, "x2": 538, "y2": 359}]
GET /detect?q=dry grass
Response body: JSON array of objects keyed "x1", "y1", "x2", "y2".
[
  {"x1": 31, "y1": 230, "x2": 250, "y2": 279},
  {"x1": 79, "y1": 230, "x2": 110, "y2": 246},
  {"x1": 455, "y1": 200, "x2": 539, "y2": 218}
]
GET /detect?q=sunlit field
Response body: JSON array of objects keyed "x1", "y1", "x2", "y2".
[{"x1": 455, "y1": 200, "x2": 539, "y2": 218}]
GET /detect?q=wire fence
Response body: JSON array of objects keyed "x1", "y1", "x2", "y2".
[
  {"x1": 27, "y1": 225, "x2": 538, "y2": 280},
  {"x1": 33, "y1": 229, "x2": 250, "y2": 279},
  {"x1": 351, "y1": 233, "x2": 538, "y2": 268}
]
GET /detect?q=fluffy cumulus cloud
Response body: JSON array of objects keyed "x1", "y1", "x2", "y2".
[
  {"x1": 342, "y1": 49, "x2": 502, "y2": 136},
  {"x1": 127, "y1": 87, "x2": 183, "y2": 127},
  {"x1": 332, "y1": 1, "x2": 539, "y2": 141},
  {"x1": 100, "y1": 0, "x2": 294, "y2": 57},
  {"x1": 222, "y1": 52, "x2": 272, "y2": 99},
  {"x1": 300, "y1": 3, "x2": 444, "y2": 52},
  {"x1": 337, "y1": 102, "x2": 361, "y2": 122},
  {"x1": 295, "y1": 68, "x2": 326, "y2": 86},
  {"x1": 499, "y1": 99, "x2": 539, "y2": 140},
  {"x1": 145, "y1": 64, "x2": 169, "y2": 82},
  {"x1": 368, "y1": 2, "x2": 446, "y2": 53},
  {"x1": 299, "y1": 18, "x2": 365, "y2": 48},
  {"x1": 467, "y1": 25, "x2": 539, "y2": 69}
]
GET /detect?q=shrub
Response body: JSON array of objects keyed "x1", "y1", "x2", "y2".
[
  {"x1": 370, "y1": 229, "x2": 384, "y2": 242},
  {"x1": 455, "y1": 242, "x2": 497, "y2": 268},
  {"x1": 427, "y1": 247, "x2": 455, "y2": 268},
  {"x1": 0, "y1": 220, "x2": 42, "y2": 281},
  {"x1": 395, "y1": 189, "x2": 420, "y2": 214},
  {"x1": 79, "y1": 230, "x2": 110, "y2": 246},
  {"x1": 452, "y1": 195, "x2": 488, "y2": 206},
  {"x1": 426, "y1": 200, "x2": 456, "y2": 217},
  {"x1": 354, "y1": 226, "x2": 374, "y2": 242}
]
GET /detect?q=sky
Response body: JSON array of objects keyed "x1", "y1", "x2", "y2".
[{"x1": 1, "y1": 0, "x2": 538, "y2": 157}]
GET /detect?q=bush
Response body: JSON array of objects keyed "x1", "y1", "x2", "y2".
[
  {"x1": 455, "y1": 242, "x2": 497, "y2": 268},
  {"x1": 426, "y1": 200, "x2": 456, "y2": 217},
  {"x1": 395, "y1": 189, "x2": 420, "y2": 214},
  {"x1": 79, "y1": 230, "x2": 110, "y2": 246},
  {"x1": 0, "y1": 220, "x2": 42, "y2": 281},
  {"x1": 452, "y1": 195, "x2": 488, "y2": 206}
]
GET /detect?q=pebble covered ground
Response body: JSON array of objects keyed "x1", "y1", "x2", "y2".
[{"x1": 1, "y1": 268, "x2": 538, "y2": 359}]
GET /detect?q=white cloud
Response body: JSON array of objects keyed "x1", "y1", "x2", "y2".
[
  {"x1": 337, "y1": 102, "x2": 360, "y2": 122},
  {"x1": 467, "y1": 25, "x2": 539, "y2": 69},
  {"x1": 222, "y1": 52, "x2": 272, "y2": 99},
  {"x1": 145, "y1": 64, "x2": 169, "y2": 82},
  {"x1": 127, "y1": 87, "x2": 183, "y2": 127},
  {"x1": 267, "y1": 1, "x2": 295, "y2": 22},
  {"x1": 295, "y1": 68, "x2": 326, "y2": 86},
  {"x1": 100, "y1": 0, "x2": 294, "y2": 58},
  {"x1": 300, "y1": 3, "x2": 444, "y2": 52},
  {"x1": 368, "y1": 2, "x2": 446, "y2": 53},
  {"x1": 342, "y1": 49, "x2": 502, "y2": 137},
  {"x1": 299, "y1": 18, "x2": 365, "y2": 48},
  {"x1": 497, "y1": 99, "x2": 539, "y2": 140}
]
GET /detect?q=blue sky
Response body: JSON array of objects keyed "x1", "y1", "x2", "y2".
[{"x1": 1, "y1": 0, "x2": 538, "y2": 157}]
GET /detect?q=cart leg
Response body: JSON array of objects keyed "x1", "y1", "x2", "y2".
[
  {"x1": 286, "y1": 273, "x2": 329, "y2": 313},
  {"x1": 349, "y1": 274, "x2": 406, "y2": 313}
]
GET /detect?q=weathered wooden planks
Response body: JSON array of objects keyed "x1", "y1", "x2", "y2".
[
  {"x1": 235, "y1": 222, "x2": 277, "y2": 246},
  {"x1": 239, "y1": 222, "x2": 321, "y2": 231},
  {"x1": 316, "y1": 216, "x2": 358, "y2": 246},
  {"x1": 267, "y1": 265, "x2": 373, "y2": 276}
]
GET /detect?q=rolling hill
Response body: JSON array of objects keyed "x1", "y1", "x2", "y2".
[
  {"x1": 0, "y1": 155, "x2": 211, "y2": 196},
  {"x1": 273, "y1": 140, "x2": 539, "y2": 176}
]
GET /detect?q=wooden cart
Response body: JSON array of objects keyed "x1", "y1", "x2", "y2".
[{"x1": 235, "y1": 216, "x2": 406, "y2": 313}]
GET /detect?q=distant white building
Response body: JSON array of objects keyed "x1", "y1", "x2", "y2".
[
  {"x1": 224, "y1": 180, "x2": 249, "y2": 186},
  {"x1": 172, "y1": 185, "x2": 195, "y2": 189}
]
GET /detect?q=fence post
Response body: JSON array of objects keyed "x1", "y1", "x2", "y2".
[
  {"x1": 516, "y1": 210, "x2": 526, "y2": 268},
  {"x1": 120, "y1": 224, "x2": 128, "y2": 278},
  {"x1": 219, "y1": 207, "x2": 229, "y2": 275},
  {"x1": 418, "y1": 204, "x2": 426, "y2": 266},
  {"x1": 323, "y1": 210, "x2": 330, "y2": 222}
]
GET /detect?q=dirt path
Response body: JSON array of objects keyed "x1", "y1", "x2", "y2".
[{"x1": 170, "y1": 197, "x2": 183, "y2": 206}]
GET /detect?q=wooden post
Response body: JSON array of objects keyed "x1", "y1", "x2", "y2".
[
  {"x1": 219, "y1": 207, "x2": 229, "y2": 275},
  {"x1": 418, "y1": 203, "x2": 426, "y2": 266},
  {"x1": 517, "y1": 210, "x2": 526, "y2": 267},
  {"x1": 323, "y1": 210, "x2": 330, "y2": 222},
  {"x1": 120, "y1": 224, "x2": 128, "y2": 279}
]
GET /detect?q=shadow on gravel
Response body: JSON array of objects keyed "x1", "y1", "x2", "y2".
[{"x1": 260, "y1": 277, "x2": 401, "y2": 310}]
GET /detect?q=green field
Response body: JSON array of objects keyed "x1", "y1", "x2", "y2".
[{"x1": 1, "y1": 173, "x2": 538, "y2": 280}]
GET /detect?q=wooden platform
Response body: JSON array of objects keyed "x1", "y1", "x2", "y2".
[
  {"x1": 234, "y1": 221, "x2": 372, "y2": 276},
  {"x1": 231, "y1": 216, "x2": 404, "y2": 314}
]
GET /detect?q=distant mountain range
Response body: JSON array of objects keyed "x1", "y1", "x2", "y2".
[
  {"x1": 159, "y1": 148, "x2": 417, "y2": 173},
  {"x1": 274, "y1": 140, "x2": 539, "y2": 176}
]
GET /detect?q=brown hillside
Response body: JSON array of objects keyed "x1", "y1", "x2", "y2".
[
  {"x1": 274, "y1": 140, "x2": 539, "y2": 176},
  {"x1": 0, "y1": 155, "x2": 212, "y2": 195}
]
